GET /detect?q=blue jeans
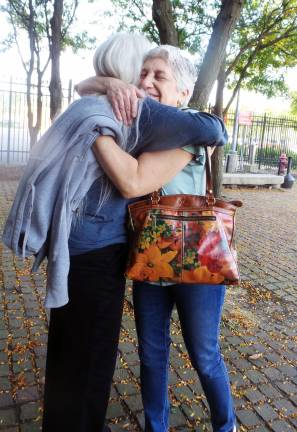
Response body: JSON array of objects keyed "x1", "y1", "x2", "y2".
[{"x1": 133, "y1": 282, "x2": 235, "y2": 432}]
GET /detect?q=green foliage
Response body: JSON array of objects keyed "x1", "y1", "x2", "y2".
[
  {"x1": 109, "y1": 0, "x2": 219, "y2": 53},
  {"x1": 107, "y1": 0, "x2": 159, "y2": 43},
  {"x1": 226, "y1": 0, "x2": 297, "y2": 101},
  {"x1": 0, "y1": 32, "x2": 15, "y2": 53},
  {"x1": 244, "y1": 74, "x2": 287, "y2": 98},
  {"x1": 62, "y1": 32, "x2": 96, "y2": 53},
  {"x1": 290, "y1": 92, "x2": 297, "y2": 116},
  {"x1": 1, "y1": 0, "x2": 94, "y2": 62},
  {"x1": 255, "y1": 147, "x2": 297, "y2": 167},
  {"x1": 108, "y1": 0, "x2": 297, "y2": 105},
  {"x1": 224, "y1": 139, "x2": 297, "y2": 167},
  {"x1": 223, "y1": 143, "x2": 232, "y2": 156}
]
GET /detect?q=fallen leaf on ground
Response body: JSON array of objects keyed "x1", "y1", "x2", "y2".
[{"x1": 249, "y1": 352, "x2": 263, "y2": 360}]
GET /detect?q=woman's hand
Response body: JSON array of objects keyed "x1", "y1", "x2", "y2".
[
  {"x1": 106, "y1": 80, "x2": 145, "y2": 125},
  {"x1": 75, "y1": 76, "x2": 145, "y2": 125}
]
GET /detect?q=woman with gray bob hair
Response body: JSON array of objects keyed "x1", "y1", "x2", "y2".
[
  {"x1": 76, "y1": 37, "x2": 236, "y2": 432},
  {"x1": 78, "y1": 32, "x2": 151, "y2": 124},
  {"x1": 93, "y1": 32, "x2": 152, "y2": 86}
]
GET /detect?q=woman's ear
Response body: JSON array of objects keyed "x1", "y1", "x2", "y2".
[{"x1": 180, "y1": 89, "x2": 189, "y2": 105}]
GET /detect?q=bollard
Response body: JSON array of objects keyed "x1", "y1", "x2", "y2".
[
  {"x1": 281, "y1": 157, "x2": 295, "y2": 189},
  {"x1": 225, "y1": 151, "x2": 238, "y2": 173}
]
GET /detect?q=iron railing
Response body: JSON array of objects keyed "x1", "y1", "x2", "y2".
[
  {"x1": 1, "y1": 79, "x2": 297, "y2": 173},
  {"x1": 224, "y1": 111, "x2": 297, "y2": 173},
  {"x1": 0, "y1": 79, "x2": 74, "y2": 165}
]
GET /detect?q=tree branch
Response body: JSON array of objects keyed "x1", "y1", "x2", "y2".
[
  {"x1": 224, "y1": 50, "x2": 258, "y2": 114},
  {"x1": 61, "y1": 0, "x2": 78, "y2": 38}
]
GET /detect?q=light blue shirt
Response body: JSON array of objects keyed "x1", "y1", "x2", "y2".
[
  {"x1": 161, "y1": 145, "x2": 206, "y2": 196},
  {"x1": 150, "y1": 144, "x2": 206, "y2": 287}
]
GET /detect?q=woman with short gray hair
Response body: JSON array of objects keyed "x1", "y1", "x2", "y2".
[
  {"x1": 79, "y1": 43, "x2": 236, "y2": 432},
  {"x1": 142, "y1": 44, "x2": 197, "y2": 105}
]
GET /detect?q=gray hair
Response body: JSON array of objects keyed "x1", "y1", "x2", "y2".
[
  {"x1": 143, "y1": 45, "x2": 197, "y2": 106},
  {"x1": 93, "y1": 33, "x2": 152, "y2": 85},
  {"x1": 84, "y1": 33, "x2": 152, "y2": 214}
]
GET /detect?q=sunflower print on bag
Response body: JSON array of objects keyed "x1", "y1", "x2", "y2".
[{"x1": 126, "y1": 209, "x2": 239, "y2": 284}]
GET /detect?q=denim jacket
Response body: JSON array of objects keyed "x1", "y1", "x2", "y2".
[
  {"x1": 2, "y1": 96, "x2": 128, "y2": 307},
  {"x1": 3, "y1": 96, "x2": 227, "y2": 308}
]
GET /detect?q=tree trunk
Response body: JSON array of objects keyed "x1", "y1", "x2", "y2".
[
  {"x1": 213, "y1": 55, "x2": 226, "y2": 118},
  {"x1": 35, "y1": 68, "x2": 43, "y2": 144},
  {"x1": 152, "y1": 0, "x2": 178, "y2": 46},
  {"x1": 27, "y1": 72, "x2": 36, "y2": 148},
  {"x1": 49, "y1": 0, "x2": 63, "y2": 121},
  {"x1": 27, "y1": 0, "x2": 36, "y2": 148},
  {"x1": 28, "y1": 60, "x2": 43, "y2": 148},
  {"x1": 212, "y1": 55, "x2": 226, "y2": 197},
  {"x1": 151, "y1": 0, "x2": 243, "y2": 197},
  {"x1": 190, "y1": 0, "x2": 244, "y2": 110}
]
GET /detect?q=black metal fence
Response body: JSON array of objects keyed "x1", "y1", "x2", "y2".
[
  {"x1": 224, "y1": 111, "x2": 297, "y2": 173},
  {"x1": 0, "y1": 79, "x2": 74, "y2": 165},
  {"x1": 1, "y1": 79, "x2": 297, "y2": 172}
]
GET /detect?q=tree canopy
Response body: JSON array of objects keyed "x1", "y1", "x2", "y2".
[
  {"x1": 224, "y1": 0, "x2": 297, "y2": 112},
  {"x1": 1, "y1": 0, "x2": 95, "y2": 143},
  {"x1": 109, "y1": 0, "x2": 297, "y2": 112}
]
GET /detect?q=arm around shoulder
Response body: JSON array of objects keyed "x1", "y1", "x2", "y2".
[
  {"x1": 92, "y1": 136, "x2": 192, "y2": 198},
  {"x1": 139, "y1": 99, "x2": 228, "y2": 151}
]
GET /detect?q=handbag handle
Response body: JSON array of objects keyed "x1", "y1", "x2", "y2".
[
  {"x1": 150, "y1": 146, "x2": 216, "y2": 205},
  {"x1": 205, "y1": 147, "x2": 215, "y2": 203}
]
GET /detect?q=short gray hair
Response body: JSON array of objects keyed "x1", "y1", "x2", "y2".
[
  {"x1": 143, "y1": 45, "x2": 197, "y2": 105},
  {"x1": 93, "y1": 33, "x2": 152, "y2": 85}
]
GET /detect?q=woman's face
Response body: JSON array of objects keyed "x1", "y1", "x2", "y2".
[{"x1": 139, "y1": 57, "x2": 188, "y2": 107}]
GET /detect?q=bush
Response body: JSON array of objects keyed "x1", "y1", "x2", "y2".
[{"x1": 256, "y1": 147, "x2": 297, "y2": 168}]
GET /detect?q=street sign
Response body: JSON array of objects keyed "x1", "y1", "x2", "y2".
[{"x1": 239, "y1": 111, "x2": 253, "y2": 125}]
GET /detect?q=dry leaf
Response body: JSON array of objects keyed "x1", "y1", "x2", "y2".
[{"x1": 249, "y1": 352, "x2": 263, "y2": 360}]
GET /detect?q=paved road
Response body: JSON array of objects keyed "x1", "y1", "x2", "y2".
[{"x1": 0, "y1": 177, "x2": 296, "y2": 431}]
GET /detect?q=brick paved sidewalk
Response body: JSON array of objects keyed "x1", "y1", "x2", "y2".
[{"x1": 0, "y1": 176, "x2": 296, "y2": 431}]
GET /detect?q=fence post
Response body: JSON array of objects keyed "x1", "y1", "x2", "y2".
[
  {"x1": 258, "y1": 113, "x2": 267, "y2": 170},
  {"x1": 226, "y1": 90, "x2": 240, "y2": 173},
  {"x1": 7, "y1": 76, "x2": 13, "y2": 164}
]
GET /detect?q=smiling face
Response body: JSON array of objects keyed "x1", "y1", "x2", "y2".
[{"x1": 139, "y1": 57, "x2": 189, "y2": 107}]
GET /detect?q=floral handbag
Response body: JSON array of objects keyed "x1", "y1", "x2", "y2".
[{"x1": 125, "y1": 149, "x2": 242, "y2": 285}]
